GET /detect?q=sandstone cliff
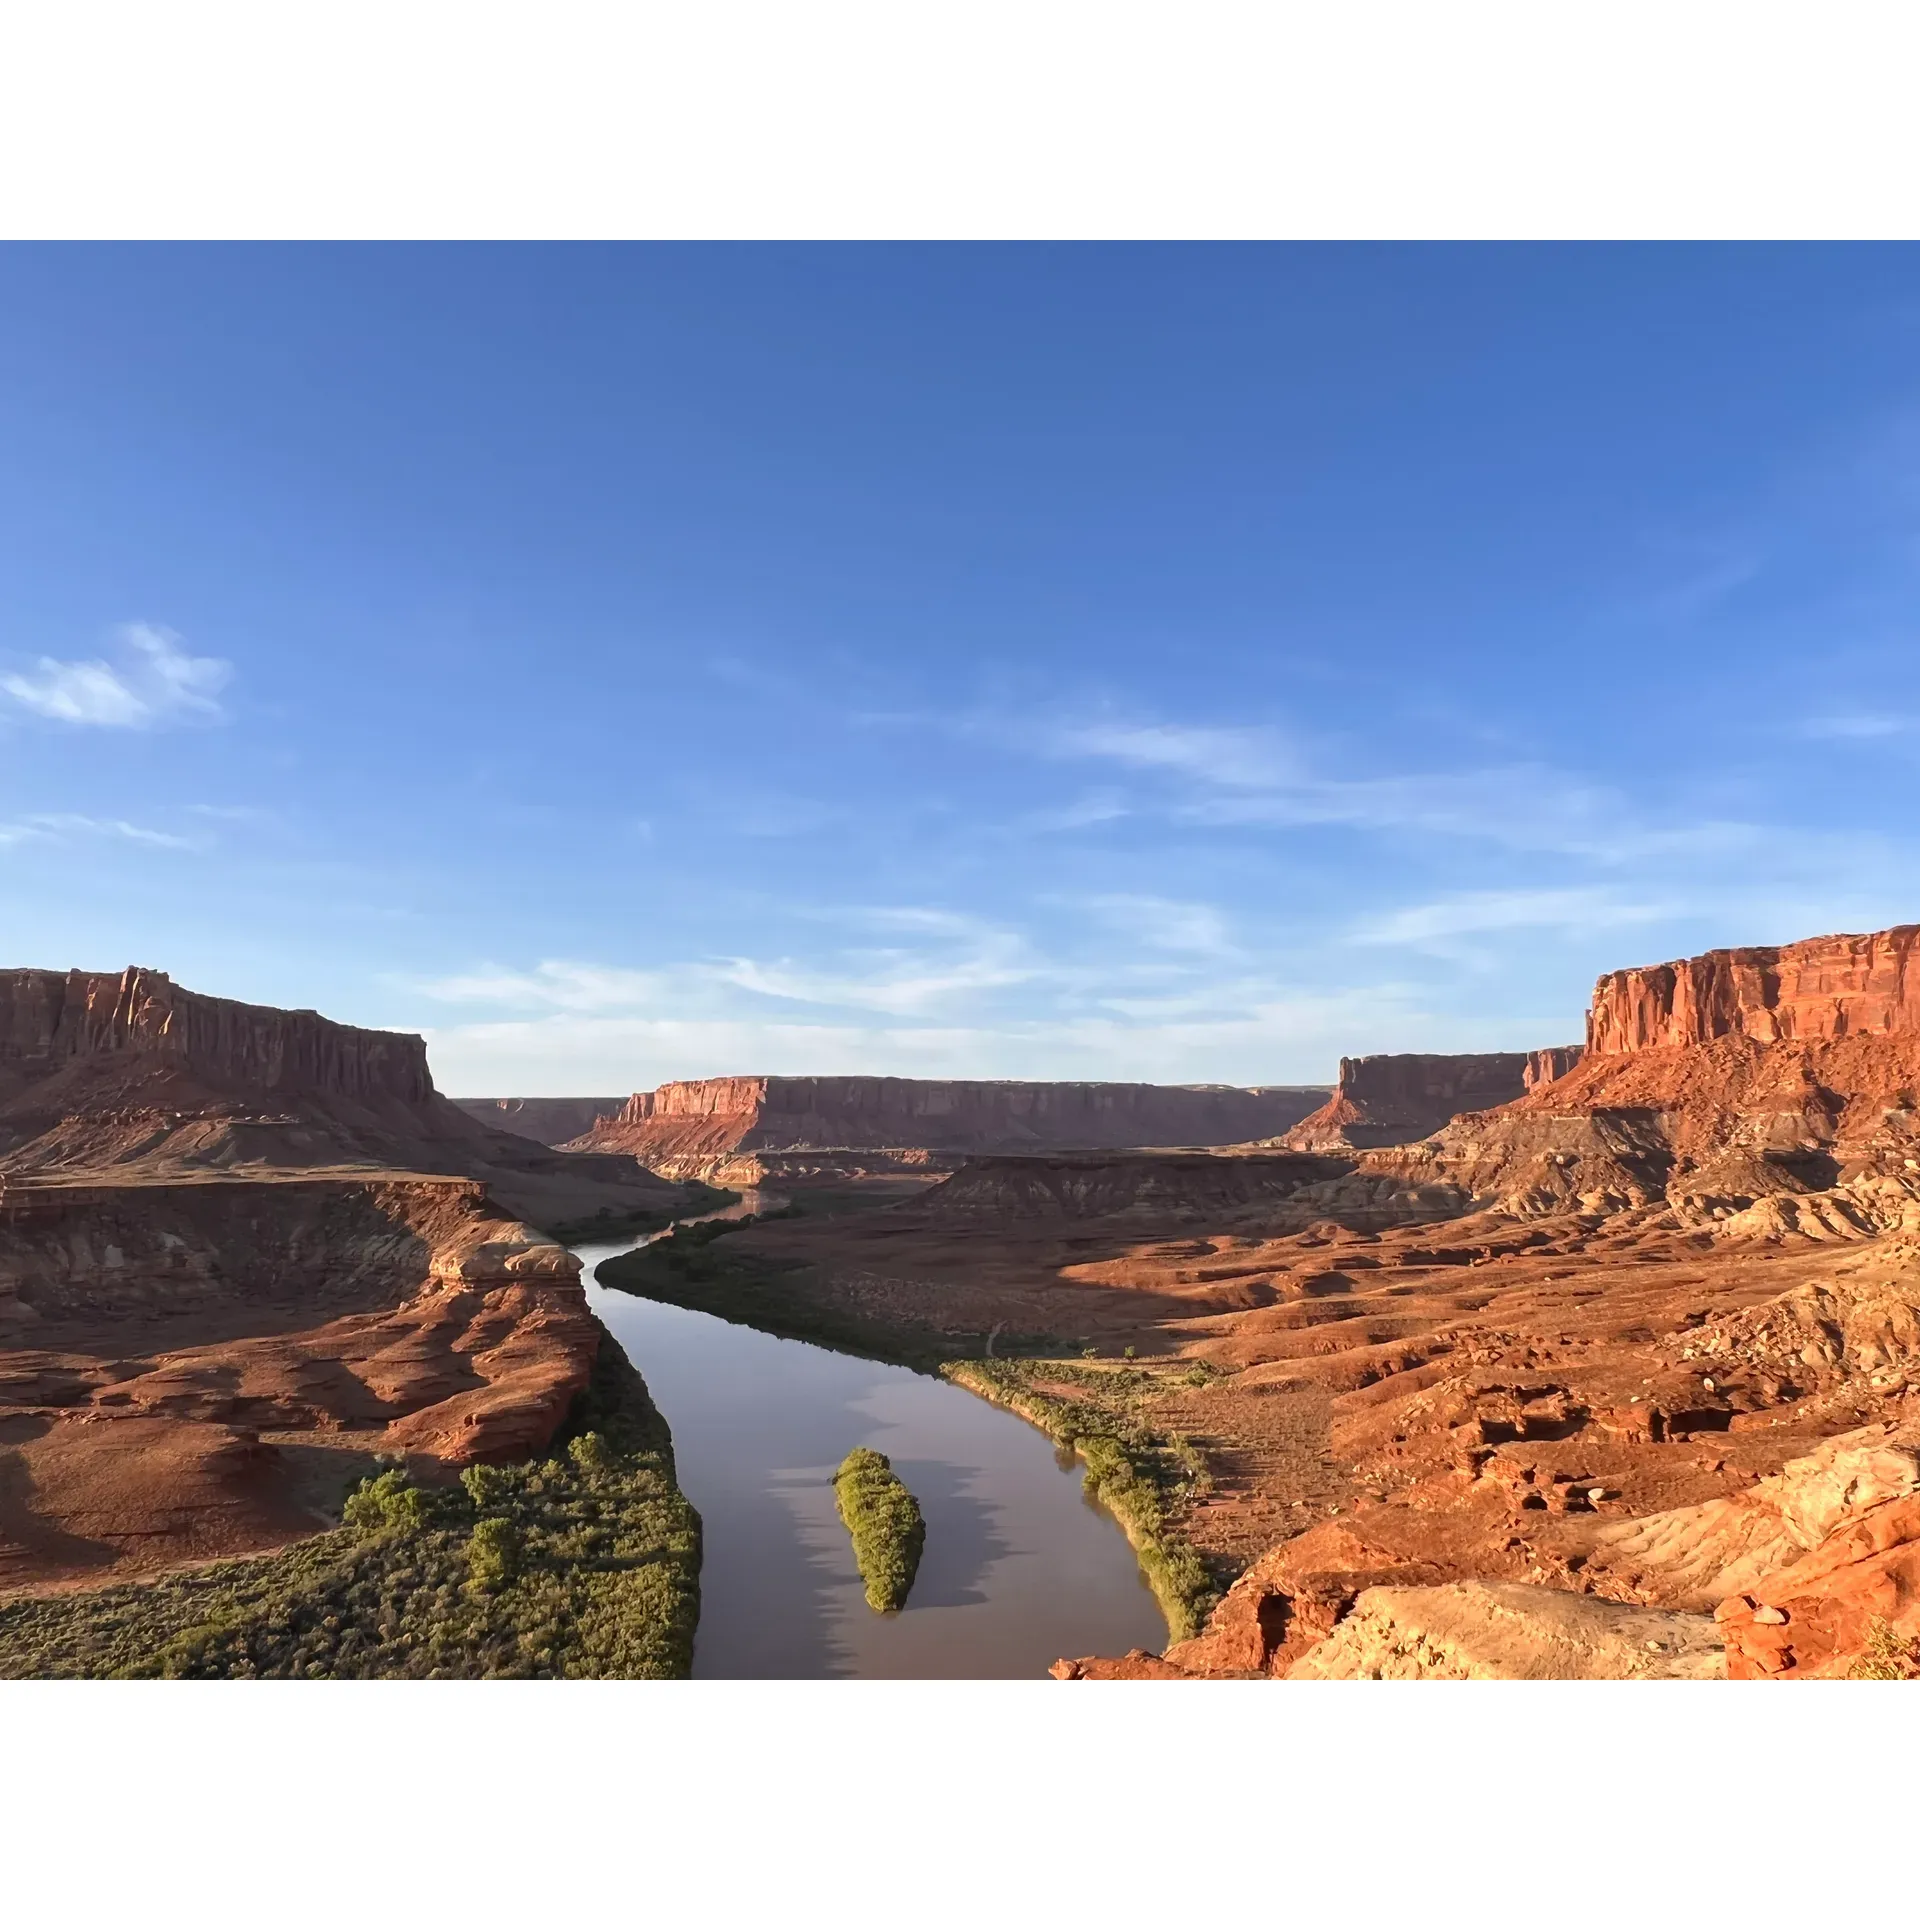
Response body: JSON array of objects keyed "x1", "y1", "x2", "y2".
[
  {"x1": 582, "y1": 1075, "x2": 1328, "y2": 1182},
  {"x1": 1388, "y1": 925, "x2": 1920, "y2": 1232},
  {"x1": 1281, "y1": 1052, "x2": 1546, "y2": 1151},
  {"x1": 1586, "y1": 925, "x2": 1920, "y2": 1053},
  {"x1": 1, "y1": 965, "x2": 430, "y2": 1103},
  {"x1": 0, "y1": 968, "x2": 683, "y2": 1235},
  {"x1": 1524, "y1": 1045, "x2": 1585, "y2": 1090}
]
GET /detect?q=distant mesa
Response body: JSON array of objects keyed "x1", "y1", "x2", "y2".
[
  {"x1": 570, "y1": 1074, "x2": 1331, "y2": 1184},
  {"x1": 1280, "y1": 1051, "x2": 1566, "y2": 1152},
  {"x1": 1524, "y1": 1045, "x2": 1585, "y2": 1091}
]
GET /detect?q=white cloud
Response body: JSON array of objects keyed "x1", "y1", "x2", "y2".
[
  {"x1": 0, "y1": 812, "x2": 195, "y2": 851},
  {"x1": 420, "y1": 912, "x2": 1049, "y2": 1025},
  {"x1": 420, "y1": 980, "x2": 1525, "y2": 1098},
  {"x1": 1350, "y1": 887, "x2": 1677, "y2": 947},
  {"x1": 1, "y1": 623, "x2": 230, "y2": 728},
  {"x1": 1801, "y1": 712, "x2": 1912, "y2": 741},
  {"x1": 418, "y1": 960, "x2": 678, "y2": 1013},
  {"x1": 1080, "y1": 893, "x2": 1239, "y2": 957},
  {"x1": 1049, "y1": 721, "x2": 1298, "y2": 791}
]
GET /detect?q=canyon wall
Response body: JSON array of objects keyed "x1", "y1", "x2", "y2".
[
  {"x1": 0, "y1": 967, "x2": 685, "y2": 1235},
  {"x1": 1283, "y1": 1051, "x2": 1544, "y2": 1150},
  {"x1": 1586, "y1": 926, "x2": 1920, "y2": 1054},
  {"x1": 453, "y1": 1096, "x2": 625, "y2": 1146},
  {"x1": 0, "y1": 967, "x2": 430, "y2": 1102},
  {"x1": 581, "y1": 1075, "x2": 1330, "y2": 1179}
]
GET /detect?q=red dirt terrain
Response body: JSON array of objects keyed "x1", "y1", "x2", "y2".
[
  {"x1": 0, "y1": 970, "x2": 652, "y2": 1592},
  {"x1": 702, "y1": 925, "x2": 1920, "y2": 1679}
]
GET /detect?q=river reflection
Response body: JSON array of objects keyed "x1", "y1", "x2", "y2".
[{"x1": 576, "y1": 1222, "x2": 1166, "y2": 1679}]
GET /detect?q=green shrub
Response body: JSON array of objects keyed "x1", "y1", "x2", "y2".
[
  {"x1": 467, "y1": 1518, "x2": 520, "y2": 1590},
  {"x1": 341, "y1": 1469, "x2": 428, "y2": 1534},
  {"x1": 944, "y1": 1359, "x2": 1220, "y2": 1640},
  {"x1": 0, "y1": 1333, "x2": 702, "y2": 1681},
  {"x1": 832, "y1": 1447, "x2": 925, "y2": 1613},
  {"x1": 568, "y1": 1431, "x2": 614, "y2": 1481},
  {"x1": 461, "y1": 1463, "x2": 510, "y2": 1508}
]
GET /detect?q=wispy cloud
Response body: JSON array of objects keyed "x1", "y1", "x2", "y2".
[
  {"x1": 1048, "y1": 721, "x2": 1300, "y2": 791},
  {"x1": 1022, "y1": 710, "x2": 1782, "y2": 864},
  {"x1": 1079, "y1": 893, "x2": 1239, "y2": 957},
  {"x1": 1, "y1": 623, "x2": 231, "y2": 728},
  {"x1": 1350, "y1": 887, "x2": 1677, "y2": 947},
  {"x1": 416, "y1": 910, "x2": 1048, "y2": 1023},
  {"x1": 0, "y1": 812, "x2": 196, "y2": 851},
  {"x1": 417, "y1": 960, "x2": 678, "y2": 1013},
  {"x1": 1800, "y1": 711, "x2": 1913, "y2": 741}
]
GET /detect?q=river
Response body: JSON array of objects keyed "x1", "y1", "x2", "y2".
[{"x1": 574, "y1": 1205, "x2": 1167, "y2": 1679}]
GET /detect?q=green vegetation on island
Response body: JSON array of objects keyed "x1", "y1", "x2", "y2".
[
  {"x1": 596, "y1": 1228, "x2": 1226, "y2": 1640},
  {"x1": 833, "y1": 1447, "x2": 926, "y2": 1612},
  {"x1": 0, "y1": 1333, "x2": 701, "y2": 1680}
]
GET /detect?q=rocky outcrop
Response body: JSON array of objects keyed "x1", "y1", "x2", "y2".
[
  {"x1": 1524, "y1": 1045, "x2": 1584, "y2": 1091},
  {"x1": 0, "y1": 1172, "x2": 601, "y2": 1586},
  {"x1": 452, "y1": 1097, "x2": 625, "y2": 1146},
  {"x1": 584, "y1": 1076, "x2": 1329, "y2": 1182},
  {"x1": 0, "y1": 966, "x2": 430, "y2": 1102},
  {"x1": 1586, "y1": 1421, "x2": 1920, "y2": 1611},
  {"x1": 1716, "y1": 1494, "x2": 1920, "y2": 1678},
  {"x1": 1286, "y1": 1581, "x2": 1725, "y2": 1679},
  {"x1": 1282, "y1": 1053, "x2": 1545, "y2": 1151},
  {"x1": 0, "y1": 967, "x2": 686, "y2": 1236},
  {"x1": 1355, "y1": 926, "x2": 1920, "y2": 1238},
  {"x1": 1587, "y1": 926, "x2": 1920, "y2": 1054}
]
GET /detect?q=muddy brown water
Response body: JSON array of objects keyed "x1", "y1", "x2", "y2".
[{"x1": 576, "y1": 1205, "x2": 1167, "y2": 1679}]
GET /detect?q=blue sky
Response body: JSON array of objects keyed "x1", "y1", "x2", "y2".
[{"x1": 4, "y1": 244, "x2": 1920, "y2": 1095}]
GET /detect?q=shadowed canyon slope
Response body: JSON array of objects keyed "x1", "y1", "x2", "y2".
[
  {"x1": 652, "y1": 925, "x2": 1920, "y2": 1680},
  {"x1": 0, "y1": 970, "x2": 697, "y2": 1593},
  {"x1": 578, "y1": 1075, "x2": 1329, "y2": 1183},
  {"x1": 453, "y1": 1096, "x2": 626, "y2": 1146}
]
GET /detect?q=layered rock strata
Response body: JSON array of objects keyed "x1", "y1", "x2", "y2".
[
  {"x1": 0, "y1": 968, "x2": 685, "y2": 1235},
  {"x1": 582, "y1": 1076, "x2": 1328, "y2": 1183},
  {"x1": 0, "y1": 1173, "x2": 598, "y2": 1587},
  {"x1": 1282, "y1": 1052, "x2": 1546, "y2": 1151},
  {"x1": 1586, "y1": 925, "x2": 1920, "y2": 1053}
]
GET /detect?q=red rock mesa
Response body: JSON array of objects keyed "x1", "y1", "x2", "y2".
[{"x1": 581, "y1": 1075, "x2": 1329, "y2": 1183}]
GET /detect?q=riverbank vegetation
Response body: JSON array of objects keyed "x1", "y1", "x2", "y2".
[
  {"x1": 948, "y1": 1360, "x2": 1218, "y2": 1640},
  {"x1": 833, "y1": 1447, "x2": 925, "y2": 1612},
  {"x1": 596, "y1": 1233, "x2": 1222, "y2": 1640},
  {"x1": 551, "y1": 1179, "x2": 734, "y2": 1246},
  {"x1": 0, "y1": 1334, "x2": 700, "y2": 1679}
]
